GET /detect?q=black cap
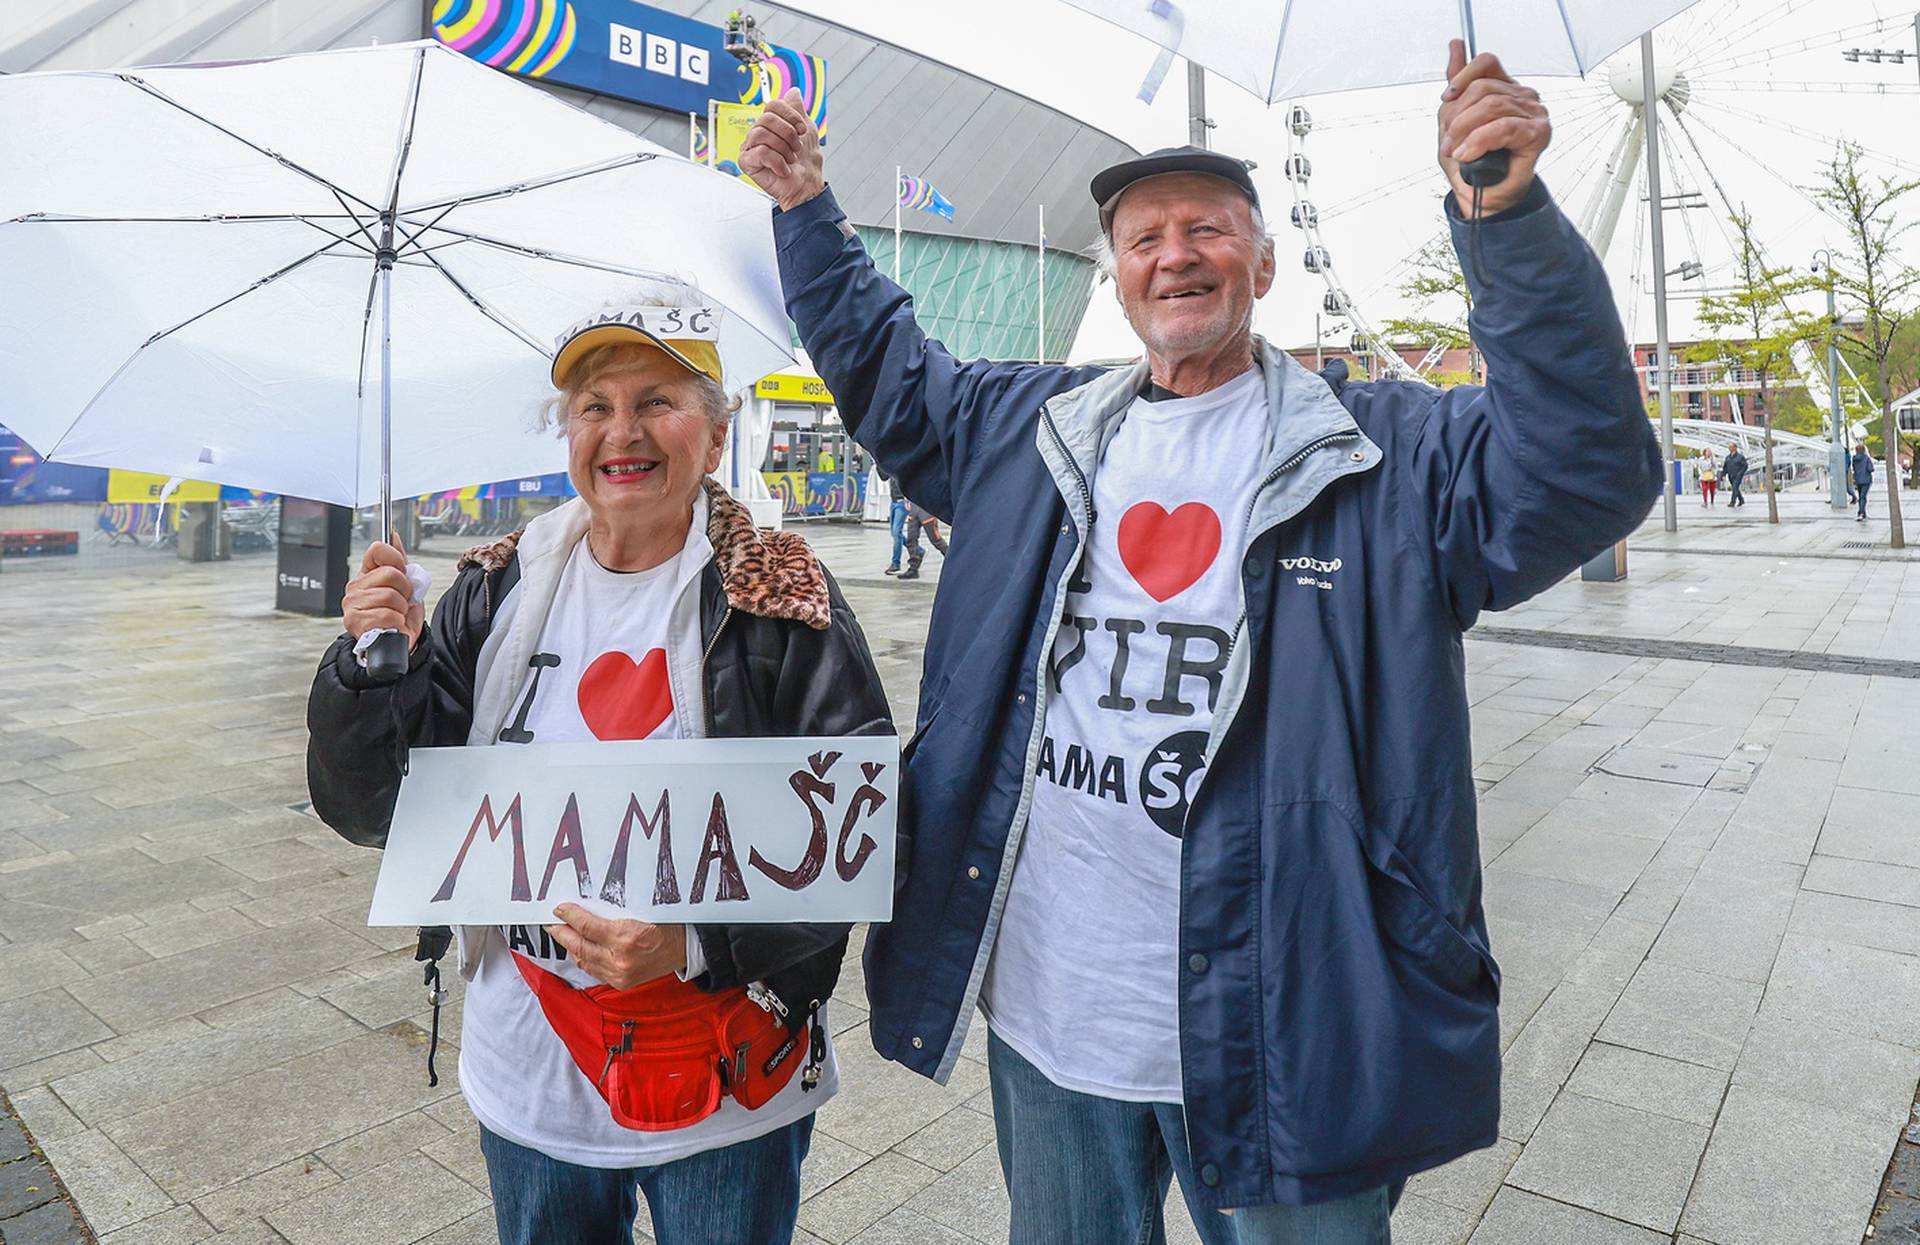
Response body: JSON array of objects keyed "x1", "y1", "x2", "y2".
[{"x1": 1090, "y1": 145, "x2": 1260, "y2": 230}]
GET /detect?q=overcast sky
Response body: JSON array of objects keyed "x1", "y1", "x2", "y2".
[{"x1": 783, "y1": 0, "x2": 1920, "y2": 361}]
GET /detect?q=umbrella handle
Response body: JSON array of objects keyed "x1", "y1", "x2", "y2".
[
  {"x1": 1458, "y1": 149, "x2": 1510, "y2": 189},
  {"x1": 364, "y1": 629, "x2": 410, "y2": 683}
]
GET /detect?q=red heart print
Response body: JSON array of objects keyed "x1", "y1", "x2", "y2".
[
  {"x1": 1117, "y1": 502, "x2": 1222, "y2": 603},
  {"x1": 576, "y1": 649, "x2": 674, "y2": 741}
]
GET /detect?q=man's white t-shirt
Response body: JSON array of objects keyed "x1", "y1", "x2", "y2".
[
  {"x1": 980, "y1": 367, "x2": 1268, "y2": 1102},
  {"x1": 459, "y1": 533, "x2": 836, "y2": 1169}
]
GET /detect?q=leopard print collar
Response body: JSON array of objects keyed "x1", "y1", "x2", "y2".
[{"x1": 457, "y1": 481, "x2": 832, "y2": 631}]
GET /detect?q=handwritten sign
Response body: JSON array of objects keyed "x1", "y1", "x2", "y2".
[{"x1": 367, "y1": 736, "x2": 896, "y2": 927}]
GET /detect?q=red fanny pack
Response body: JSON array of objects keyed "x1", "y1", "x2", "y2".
[{"x1": 513, "y1": 954, "x2": 806, "y2": 1132}]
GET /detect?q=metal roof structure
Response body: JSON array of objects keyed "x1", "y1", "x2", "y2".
[{"x1": 1, "y1": 0, "x2": 1138, "y2": 257}]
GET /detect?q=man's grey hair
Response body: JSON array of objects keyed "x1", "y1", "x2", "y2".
[
  {"x1": 1092, "y1": 203, "x2": 1272, "y2": 281},
  {"x1": 537, "y1": 279, "x2": 741, "y2": 434}
]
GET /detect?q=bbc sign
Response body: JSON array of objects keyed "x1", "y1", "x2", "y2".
[
  {"x1": 430, "y1": 0, "x2": 740, "y2": 115},
  {"x1": 608, "y1": 22, "x2": 710, "y2": 88}
]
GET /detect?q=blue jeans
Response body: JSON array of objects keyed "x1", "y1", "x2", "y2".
[
  {"x1": 1858, "y1": 480, "x2": 1872, "y2": 517},
  {"x1": 887, "y1": 498, "x2": 908, "y2": 569},
  {"x1": 988, "y1": 1031, "x2": 1395, "y2": 1245},
  {"x1": 478, "y1": 1118, "x2": 812, "y2": 1245}
]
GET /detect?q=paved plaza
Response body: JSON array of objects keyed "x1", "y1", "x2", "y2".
[{"x1": 1, "y1": 487, "x2": 1918, "y2": 1244}]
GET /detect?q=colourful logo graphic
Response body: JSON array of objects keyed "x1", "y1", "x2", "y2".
[
  {"x1": 692, "y1": 121, "x2": 710, "y2": 164},
  {"x1": 737, "y1": 41, "x2": 828, "y2": 142},
  {"x1": 432, "y1": 0, "x2": 579, "y2": 78}
]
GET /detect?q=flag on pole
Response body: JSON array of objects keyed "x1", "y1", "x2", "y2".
[{"x1": 898, "y1": 173, "x2": 956, "y2": 223}]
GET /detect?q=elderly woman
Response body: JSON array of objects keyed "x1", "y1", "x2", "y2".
[{"x1": 305, "y1": 290, "x2": 892, "y2": 1245}]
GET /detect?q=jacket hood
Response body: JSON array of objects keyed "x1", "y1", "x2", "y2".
[{"x1": 457, "y1": 478, "x2": 832, "y2": 631}]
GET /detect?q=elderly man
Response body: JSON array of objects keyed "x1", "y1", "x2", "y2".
[{"x1": 742, "y1": 43, "x2": 1660, "y2": 1244}]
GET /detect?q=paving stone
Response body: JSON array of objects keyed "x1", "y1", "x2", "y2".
[
  {"x1": 50, "y1": 997, "x2": 364, "y2": 1127},
  {"x1": 1496, "y1": 1019, "x2": 1593, "y2": 1144},
  {"x1": 106, "y1": 1031, "x2": 456, "y2": 1202},
  {"x1": 1404, "y1": 1139, "x2": 1519, "y2": 1217},
  {"x1": 0, "y1": 991, "x2": 112, "y2": 1073},
  {"x1": 265, "y1": 1151, "x2": 487, "y2": 1245},
  {"x1": 1803, "y1": 854, "x2": 1920, "y2": 909},
  {"x1": 98, "y1": 1203, "x2": 216, "y2": 1244},
  {"x1": 1763, "y1": 934, "x2": 1920, "y2": 1048},
  {"x1": 800, "y1": 1130, "x2": 871, "y2": 1201},
  {"x1": 1506, "y1": 1091, "x2": 1709, "y2": 1232},
  {"x1": 1814, "y1": 787, "x2": 1920, "y2": 869},
  {"x1": 887, "y1": 1105, "x2": 995, "y2": 1175},
  {"x1": 1391, "y1": 1193, "x2": 1476, "y2": 1245},
  {"x1": 799, "y1": 1152, "x2": 941, "y2": 1244},
  {"x1": 1491, "y1": 821, "x2": 1661, "y2": 893},
  {"x1": 69, "y1": 919, "x2": 372, "y2": 1032},
  {"x1": 0, "y1": 1196, "x2": 94, "y2": 1244},
  {"x1": 8, "y1": 1088, "x2": 84, "y2": 1146},
  {"x1": 1733, "y1": 1013, "x2": 1920, "y2": 1129},
  {"x1": 1466, "y1": 1187, "x2": 1666, "y2": 1244},
  {"x1": 1565, "y1": 1042, "x2": 1728, "y2": 1128},
  {"x1": 1789, "y1": 889, "x2": 1920, "y2": 958},
  {"x1": 1596, "y1": 961, "x2": 1762, "y2": 1071},
  {"x1": 414, "y1": 1209, "x2": 498, "y2": 1245},
  {"x1": 0, "y1": 1155, "x2": 61, "y2": 1219},
  {"x1": 1649, "y1": 867, "x2": 1797, "y2": 983},
  {"x1": 815, "y1": 1024, "x2": 990, "y2": 1157},
  {"x1": 1680, "y1": 1085, "x2": 1892, "y2": 1245},
  {"x1": 311, "y1": 1111, "x2": 451, "y2": 1180},
  {"x1": 845, "y1": 1207, "x2": 977, "y2": 1245},
  {"x1": 0, "y1": 1118, "x2": 27, "y2": 1165},
  {"x1": 420, "y1": 1123, "x2": 489, "y2": 1193},
  {"x1": 0, "y1": 948, "x2": 84, "y2": 1007},
  {"x1": 190, "y1": 1158, "x2": 341, "y2": 1232},
  {"x1": 903, "y1": 1146, "x2": 1008, "y2": 1245},
  {"x1": 38, "y1": 1128, "x2": 173, "y2": 1233},
  {"x1": 126, "y1": 908, "x2": 265, "y2": 960}
]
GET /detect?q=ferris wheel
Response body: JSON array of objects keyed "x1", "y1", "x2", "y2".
[{"x1": 1279, "y1": 0, "x2": 1920, "y2": 387}]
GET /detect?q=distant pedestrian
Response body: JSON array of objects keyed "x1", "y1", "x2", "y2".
[
  {"x1": 897, "y1": 499, "x2": 946, "y2": 580},
  {"x1": 1853, "y1": 445, "x2": 1874, "y2": 521},
  {"x1": 1699, "y1": 452, "x2": 1718, "y2": 506},
  {"x1": 1723, "y1": 445, "x2": 1748, "y2": 508},
  {"x1": 880, "y1": 474, "x2": 908, "y2": 575}
]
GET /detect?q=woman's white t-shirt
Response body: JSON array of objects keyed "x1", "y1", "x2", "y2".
[{"x1": 458, "y1": 533, "x2": 836, "y2": 1169}]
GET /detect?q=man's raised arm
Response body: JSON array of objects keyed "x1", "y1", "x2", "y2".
[
  {"x1": 740, "y1": 90, "x2": 1060, "y2": 519},
  {"x1": 1399, "y1": 45, "x2": 1664, "y2": 628}
]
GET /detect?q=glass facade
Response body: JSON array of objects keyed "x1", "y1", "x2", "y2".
[{"x1": 856, "y1": 226, "x2": 1101, "y2": 363}]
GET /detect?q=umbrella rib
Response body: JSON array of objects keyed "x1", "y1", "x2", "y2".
[
  {"x1": 40, "y1": 240, "x2": 340, "y2": 462},
  {"x1": 1270, "y1": 0, "x2": 1297, "y2": 104},
  {"x1": 396, "y1": 152, "x2": 659, "y2": 219},
  {"x1": 417, "y1": 249, "x2": 553, "y2": 360},
  {"x1": 5, "y1": 212, "x2": 360, "y2": 225},
  {"x1": 393, "y1": 223, "x2": 679, "y2": 283},
  {"x1": 381, "y1": 49, "x2": 429, "y2": 224},
  {"x1": 1552, "y1": 0, "x2": 1580, "y2": 71},
  {"x1": 115, "y1": 74, "x2": 382, "y2": 217}
]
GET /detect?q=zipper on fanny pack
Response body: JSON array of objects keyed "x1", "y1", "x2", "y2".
[
  {"x1": 597, "y1": 1019, "x2": 636, "y2": 1088},
  {"x1": 746, "y1": 981, "x2": 788, "y2": 1019}
]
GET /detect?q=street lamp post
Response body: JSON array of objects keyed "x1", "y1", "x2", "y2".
[{"x1": 1814, "y1": 251, "x2": 1849, "y2": 509}]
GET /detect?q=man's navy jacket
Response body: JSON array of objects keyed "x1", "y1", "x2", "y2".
[{"x1": 772, "y1": 179, "x2": 1661, "y2": 1209}]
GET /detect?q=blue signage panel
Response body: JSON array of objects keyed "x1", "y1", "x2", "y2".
[{"x1": 430, "y1": 0, "x2": 750, "y2": 114}]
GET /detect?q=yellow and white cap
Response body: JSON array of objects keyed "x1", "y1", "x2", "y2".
[{"x1": 550, "y1": 305, "x2": 725, "y2": 388}]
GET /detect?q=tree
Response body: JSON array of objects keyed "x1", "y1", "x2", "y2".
[
  {"x1": 1686, "y1": 209, "x2": 1816, "y2": 524},
  {"x1": 1382, "y1": 238, "x2": 1479, "y2": 383},
  {"x1": 1814, "y1": 142, "x2": 1920, "y2": 547}
]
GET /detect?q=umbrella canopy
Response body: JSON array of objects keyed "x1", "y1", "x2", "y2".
[
  {"x1": 0, "y1": 41, "x2": 792, "y2": 508},
  {"x1": 1063, "y1": 0, "x2": 1705, "y2": 103}
]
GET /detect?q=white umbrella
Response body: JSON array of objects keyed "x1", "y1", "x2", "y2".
[
  {"x1": 0, "y1": 40, "x2": 790, "y2": 517},
  {"x1": 1065, "y1": 0, "x2": 1707, "y2": 105}
]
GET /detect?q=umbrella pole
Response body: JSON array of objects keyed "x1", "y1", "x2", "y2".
[{"x1": 366, "y1": 228, "x2": 411, "y2": 682}]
